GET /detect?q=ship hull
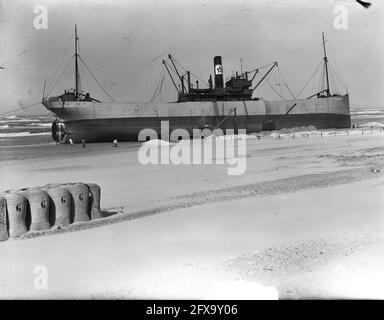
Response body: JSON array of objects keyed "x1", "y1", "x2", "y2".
[
  {"x1": 59, "y1": 113, "x2": 350, "y2": 142},
  {"x1": 43, "y1": 94, "x2": 351, "y2": 143}
]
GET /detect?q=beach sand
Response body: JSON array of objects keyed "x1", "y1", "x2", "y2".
[{"x1": 0, "y1": 130, "x2": 384, "y2": 299}]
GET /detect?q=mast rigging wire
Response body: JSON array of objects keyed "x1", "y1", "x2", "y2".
[
  {"x1": 328, "y1": 60, "x2": 346, "y2": 90},
  {"x1": 78, "y1": 55, "x2": 115, "y2": 102},
  {"x1": 46, "y1": 34, "x2": 74, "y2": 94},
  {"x1": 171, "y1": 56, "x2": 210, "y2": 86},
  {"x1": 0, "y1": 50, "x2": 28, "y2": 68},
  {"x1": 150, "y1": 65, "x2": 166, "y2": 102},
  {"x1": 78, "y1": 41, "x2": 90, "y2": 93},
  {"x1": 266, "y1": 78, "x2": 286, "y2": 100},
  {"x1": 276, "y1": 66, "x2": 296, "y2": 100},
  {"x1": 45, "y1": 55, "x2": 75, "y2": 97},
  {"x1": 0, "y1": 102, "x2": 42, "y2": 117},
  {"x1": 296, "y1": 60, "x2": 323, "y2": 98}
]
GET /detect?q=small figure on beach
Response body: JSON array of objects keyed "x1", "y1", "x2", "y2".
[
  {"x1": 69, "y1": 138, "x2": 74, "y2": 145},
  {"x1": 113, "y1": 139, "x2": 118, "y2": 147},
  {"x1": 82, "y1": 139, "x2": 86, "y2": 148}
]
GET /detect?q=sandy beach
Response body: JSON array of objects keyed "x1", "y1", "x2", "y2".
[{"x1": 1, "y1": 129, "x2": 384, "y2": 299}]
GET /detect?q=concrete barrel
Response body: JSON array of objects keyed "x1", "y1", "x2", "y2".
[
  {"x1": 46, "y1": 187, "x2": 71, "y2": 227},
  {"x1": 43, "y1": 183, "x2": 64, "y2": 190},
  {"x1": 26, "y1": 189, "x2": 51, "y2": 231},
  {"x1": 66, "y1": 183, "x2": 90, "y2": 222},
  {"x1": 5, "y1": 192, "x2": 28, "y2": 238},
  {"x1": 17, "y1": 187, "x2": 40, "y2": 230},
  {"x1": 86, "y1": 183, "x2": 102, "y2": 219},
  {"x1": 0, "y1": 196, "x2": 9, "y2": 241}
]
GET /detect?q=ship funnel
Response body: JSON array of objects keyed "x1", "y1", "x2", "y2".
[{"x1": 213, "y1": 56, "x2": 224, "y2": 89}]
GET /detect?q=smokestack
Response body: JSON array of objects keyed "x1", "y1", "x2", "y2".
[{"x1": 213, "y1": 56, "x2": 224, "y2": 89}]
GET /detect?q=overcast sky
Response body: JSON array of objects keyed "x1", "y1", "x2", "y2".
[{"x1": 0, "y1": 0, "x2": 383, "y2": 115}]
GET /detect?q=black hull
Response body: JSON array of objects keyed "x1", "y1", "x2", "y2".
[{"x1": 56, "y1": 113, "x2": 351, "y2": 143}]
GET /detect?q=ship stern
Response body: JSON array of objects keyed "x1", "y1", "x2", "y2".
[{"x1": 42, "y1": 98, "x2": 69, "y2": 144}]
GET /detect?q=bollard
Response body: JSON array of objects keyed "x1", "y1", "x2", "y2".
[
  {"x1": 0, "y1": 196, "x2": 8, "y2": 241},
  {"x1": 86, "y1": 183, "x2": 102, "y2": 219},
  {"x1": 66, "y1": 183, "x2": 90, "y2": 222},
  {"x1": 26, "y1": 189, "x2": 51, "y2": 231},
  {"x1": 5, "y1": 192, "x2": 28, "y2": 238},
  {"x1": 46, "y1": 187, "x2": 72, "y2": 227}
]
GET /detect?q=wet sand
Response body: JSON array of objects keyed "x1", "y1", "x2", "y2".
[{"x1": 0, "y1": 130, "x2": 384, "y2": 299}]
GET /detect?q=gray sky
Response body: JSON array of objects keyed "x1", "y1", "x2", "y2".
[{"x1": 0, "y1": 0, "x2": 383, "y2": 115}]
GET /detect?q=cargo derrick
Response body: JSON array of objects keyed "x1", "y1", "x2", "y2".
[{"x1": 172, "y1": 55, "x2": 273, "y2": 102}]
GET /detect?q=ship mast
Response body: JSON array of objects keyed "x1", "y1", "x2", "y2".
[
  {"x1": 322, "y1": 32, "x2": 330, "y2": 97},
  {"x1": 75, "y1": 24, "x2": 79, "y2": 100}
]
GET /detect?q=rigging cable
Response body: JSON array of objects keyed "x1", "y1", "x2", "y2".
[
  {"x1": 329, "y1": 65, "x2": 339, "y2": 94},
  {"x1": 158, "y1": 73, "x2": 165, "y2": 101},
  {"x1": 326, "y1": 42, "x2": 347, "y2": 90},
  {"x1": 304, "y1": 41, "x2": 324, "y2": 97},
  {"x1": 153, "y1": 74, "x2": 166, "y2": 103},
  {"x1": 266, "y1": 78, "x2": 286, "y2": 100},
  {"x1": 150, "y1": 65, "x2": 165, "y2": 102},
  {"x1": 78, "y1": 55, "x2": 115, "y2": 102},
  {"x1": 328, "y1": 60, "x2": 346, "y2": 90},
  {"x1": 172, "y1": 56, "x2": 210, "y2": 86},
  {"x1": 296, "y1": 60, "x2": 323, "y2": 98},
  {"x1": 276, "y1": 66, "x2": 295, "y2": 99},
  {"x1": 277, "y1": 64, "x2": 297, "y2": 99},
  {"x1": 0, "y1": 102, "x2": 42, "y2": 117},
  {"x1": 158, "y1": 67, "x2": 166, "y2": 101},
  {"x1": 45, "y1": 55, "x2": 75, "y2": 97},
  {"x1": 285, "y1": 84, "x2": 296, "y2": 100},
  {"x1": 163, "y1": 72, "x2": 168, "y2": 102},
  {"x1": 319, "y1": 62, "x2": 325, "y2": 93},
  {"x1": 0, "y1": 49, "x2": 28, "y2": 68},
  {"x1": 77, "y1": 41, "x2": 85, "y2": 93},
  {"x1": 46, "y1": 34, "x2": 74, "y2": 94}
]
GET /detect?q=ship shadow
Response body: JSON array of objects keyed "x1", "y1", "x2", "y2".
[{"x1": 101, "y1": 208, "x2": 123, "y2": 218}]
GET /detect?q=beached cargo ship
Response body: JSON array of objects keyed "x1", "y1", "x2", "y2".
[{"x1": 42, "y1": 26, "x2": 351, "y2": 143}]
